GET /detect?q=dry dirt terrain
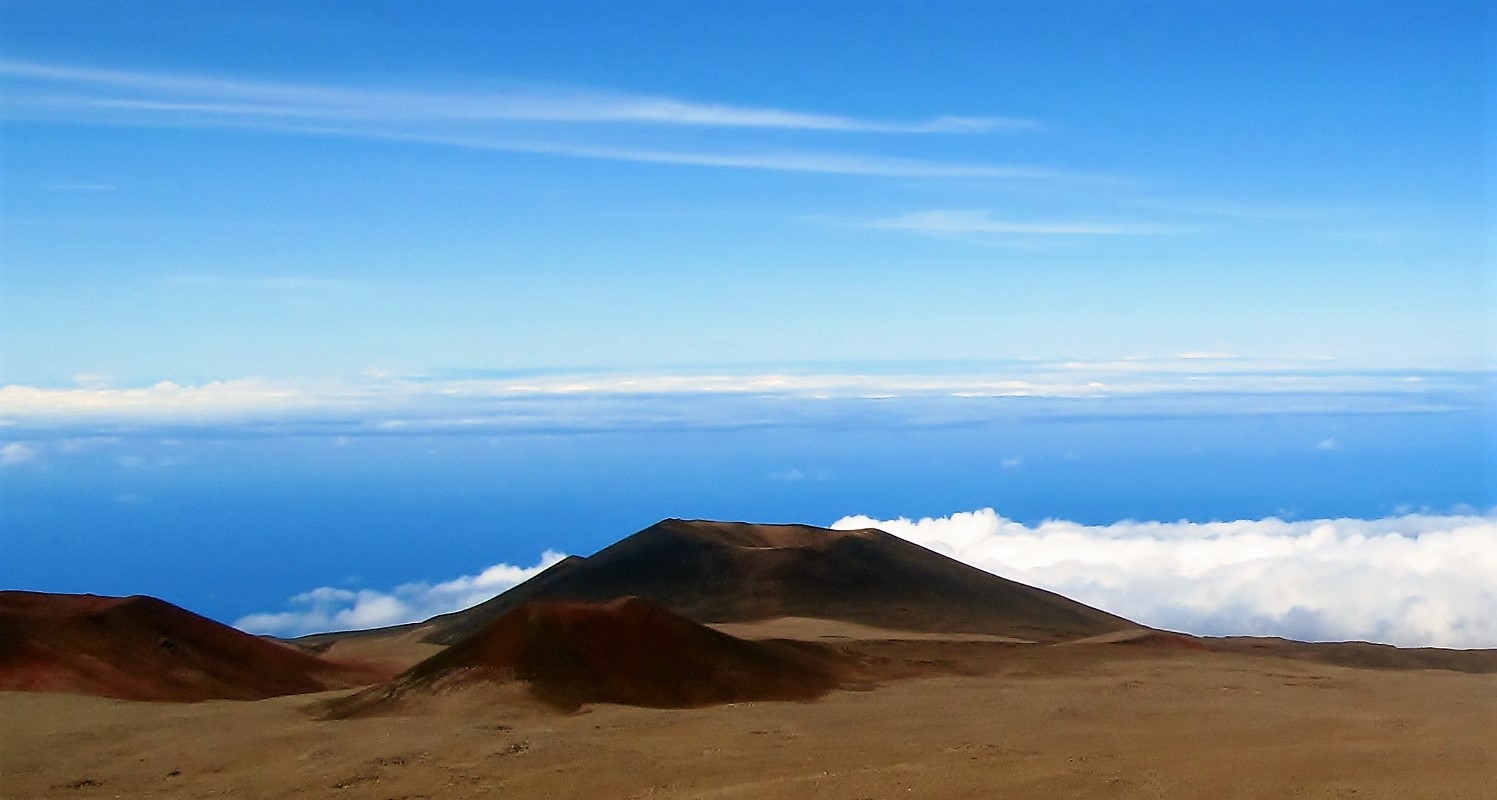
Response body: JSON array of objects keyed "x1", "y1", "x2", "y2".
[
  {"x1": 4, "y1": 626, "x2": 1494, "y2": 800},
  {"x1": 4, "y1": 523, "x2": 1493, "y2": 798}
]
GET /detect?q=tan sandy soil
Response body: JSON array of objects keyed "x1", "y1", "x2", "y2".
[
  {"x1": 3, "y1": 638, "x2": 1493, "y2": 800},
  {"x1": 316, "y1": 630, "x2": 446, "y2": 674}
]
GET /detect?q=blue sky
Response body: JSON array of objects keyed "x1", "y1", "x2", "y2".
[
  {"x1": 1, "y1": 2, "x2": 1494, "y2": 646},
  {"x1": 2, "y1": 1, "x2": 1491, "y2": 382}
]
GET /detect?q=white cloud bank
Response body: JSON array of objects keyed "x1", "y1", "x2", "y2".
[
  {"x1": 238, "y1": 510, "x2": 1497, "y2": 648},
  {"x1": 3, "y1": 361, "x2": 1483, "y2": 435},
  {"x1": 832, "y1": 509, "x2": 1497, "y2": 648},
  {"x1": 236, "y1": 550, "x2": 566, "y2": 637}
]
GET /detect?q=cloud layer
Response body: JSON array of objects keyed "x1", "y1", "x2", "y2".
[
  {"x1": 2, "y1": 361, "x2": 1484, "y2": 437},
  {"x1": 235, "y1": 550, "x2": 566, "y2": 636},
  {"x1": 832, "y1": 509, "x2": 1497, "y2": 648}
]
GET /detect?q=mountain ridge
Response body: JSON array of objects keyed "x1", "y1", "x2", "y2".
[{"x1": 398, "y1": 518, "x2": 1138, "y2": 646}]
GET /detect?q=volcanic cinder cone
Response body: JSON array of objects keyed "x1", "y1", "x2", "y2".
[
  {"x1": 415, "y1": 519, "x2": 1136, "y2": 646},
  {"x1": 327, "y1": 596, "x2": 852, "y2": 716},
  {"x1": 0, "y1": 591, "x2": 380, "y2": 701}
]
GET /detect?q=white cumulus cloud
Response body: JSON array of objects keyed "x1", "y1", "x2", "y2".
[
  {"x1": 236, "y1": 550, "x2": 567, "y2": 636},
  {"x1": 831, "y1": 509, "x2": 1497, "y2": 648}
]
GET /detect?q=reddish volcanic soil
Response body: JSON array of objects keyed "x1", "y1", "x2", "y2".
[
  {"x1": 0, "y1": 591, "x2": 383, "y2": 701},
  {"x1": 329, "y1": 597, "x2": 854, "y2": 716}
]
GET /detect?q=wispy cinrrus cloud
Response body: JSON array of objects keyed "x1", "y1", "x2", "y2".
[
  {"x1": 862, "y1": 209, "x2": 1177, "y2": 238},
  {"x1": 0, "y1": 60, "x2": 1041, "y2": 132},
  {"x1": 0, "y1": 60, "x2": 1105, "y2": 181}
]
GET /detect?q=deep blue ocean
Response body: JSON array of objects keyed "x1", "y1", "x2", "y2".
[{"x1": 3, "y1": 405, "x2": 1490, "y2": 625}]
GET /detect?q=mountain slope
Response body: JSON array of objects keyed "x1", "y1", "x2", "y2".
[
  {"x1": 417, "y1": 519, "x2": 1135, "y2": 645},
  {"x1": 328, "y1": 596, "x2": 851, "y2": 715},
  {"x1": 0, "y1": 591, "x2": 380, "y2": 701}
]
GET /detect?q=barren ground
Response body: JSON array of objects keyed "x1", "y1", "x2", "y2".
[{"x1": 3, "y1": 626, "x2": 1493, "y2": 800}]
